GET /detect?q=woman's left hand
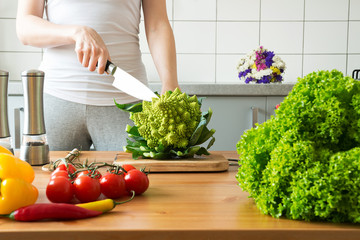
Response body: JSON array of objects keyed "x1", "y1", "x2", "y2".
[{"x1": 161, "y1": 82, "x2": 180, "y2": 95}]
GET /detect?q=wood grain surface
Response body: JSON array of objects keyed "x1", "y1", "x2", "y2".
[
  {"x1": 0, "y1": 151, "x2": 359, "y2": 240},
  {"x1": 113, "y1": 152, "x2": 229, "y2": 172}
]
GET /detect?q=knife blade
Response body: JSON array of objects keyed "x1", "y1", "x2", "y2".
[{"x1": 104, "y1": 60, "x2": 158, "y2": 102}]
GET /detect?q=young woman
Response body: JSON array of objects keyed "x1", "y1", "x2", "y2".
[{"x1": 16, "y1": 0, "x2": 179, "y2": 151}]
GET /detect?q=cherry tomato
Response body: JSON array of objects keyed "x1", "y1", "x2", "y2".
[
  {"x1": 100, "y1": 172, "x2": 127, "y2": 199},
  {"x1": 121, "y1": 164, "x2": 136, "y2": 174},
  {"x1": 73, "y1": 175, "x2": 101, "y2": 203},
  {"x1": 77, "y1": 169, "x2": 102, "y2": 179},
  {"x1": 109, "y1": 164, "x2": 136, "y2": 175},
  {"x1": 46, "y1": 177, "x2": 74, "y2": 203},
  {"x1": 57, "y1": 162, "x2": 77, "y2": 174},
  {"x1": 51, "y1": 169, "x2": 70, "y2": 179},
  {"x1": 124, "y1": 169, "x2": 149, "y2": 195}
]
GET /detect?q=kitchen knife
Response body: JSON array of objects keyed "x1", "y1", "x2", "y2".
[{"x1": 104, "y1": 60, "x2": 158, "y2": 102}]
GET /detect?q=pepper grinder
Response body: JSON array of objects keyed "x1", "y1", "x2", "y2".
[
  {"x1": 20, "y1": 70, "x2": 49, "y2": 165},
  {"x1": 0, "y1": 70, "x2": 13, "y2": 153}
]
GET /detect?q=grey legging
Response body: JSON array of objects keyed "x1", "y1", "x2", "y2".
[{"x1": 44, "y1": 93, "x2": 133, "y2": 151}]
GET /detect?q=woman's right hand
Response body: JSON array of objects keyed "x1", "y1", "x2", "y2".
[{"x1": 73, "y1": 26, "x2": 110, "y2": 75}]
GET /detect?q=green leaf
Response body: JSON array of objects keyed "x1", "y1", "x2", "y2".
[
  {"x1": 189, "y1": 109, "x2": 212, "y2": 145},
  {"x1": 155, "y1": 143, "x2": 165, "y2": 153},
  {"x1": 203, "y1": 108, "x2": 213, "y2": 126},
  {"x1": 126, "y1": 138, "x2": 146, "y2": 147},
  {"x1": 143, "y1": 152, "x2": 152, "y2": 158},
  {"x1": 124, "y1": 145, "x2": 144, "y2": 159},
  {"x1": 125, "y1": 145, "x2": 142, "y2": 152},
  {"x1": 189, "y1": 116, "x2": 207, "y2": 146},
  {"x1": 126, "y1": 126, "x2": 146, "y2": 142},
  {"x1": 126, "y1": 125, "x2": 141, "y2": 136},
  {"x1": 131, "y1": 151, "x2": 143, "y2": 159},
  {"x1": 187, "y1": 146, "x2": 201, "y2": 155},
  {"x1": 195, "y1": 147, "x2": 210, "y2": 156},
  {"x1": 140, "y1": 146, "x2": 150, "y2": 152},
  {"x1": 170, "y1": 149, "x2": 180, "y2": 155},
  {"x1": 195, "y1": 127, "x2": 216, "y2": 145},
  {"x1": 176, "y1": 151, "x2": 184, "y2": 157},
  {"x1": 197, "y1": 97, "x2": 206, "y2": 106},
  {"x1": 114, "y1": 100, "x2": 143, "y2": 113},
  {"x1": 179, "y1": 146, "x2": 201, "y2": 158},
  {"x1": 207, "y1": 137, "x2": 216, "y2": 149},
  {"x1": 128, "y1": 135, "x2": 146, "y2": 142},
  {"x1": 153, "y1": 152, "x2": 171, "y2": 159}
]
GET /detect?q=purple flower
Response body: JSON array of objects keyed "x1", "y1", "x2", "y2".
[
  {"x1": 264, "y1": 50, "x2": 275, "y2": 68},
  {"x1": 245, "y1": 77, "x2": 254, "y2": 83},
  {"x1": 275, "y1": 75, "x2": 283, "y2": 82},
  {"x1": 259, "y1": 75, "x2": 271, "y2": 84},
  {"x1": 238, "y1": 69, "x2": 252, "y2": 78}
]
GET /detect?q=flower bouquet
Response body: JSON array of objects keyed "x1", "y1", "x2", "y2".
[{"x1": 237, "y1": 46, "x2": 286, "y2": 84}]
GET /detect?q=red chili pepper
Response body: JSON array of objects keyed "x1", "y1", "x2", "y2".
[{"x1": 8, "y1": 203, "x2": 102, "y2": 221}]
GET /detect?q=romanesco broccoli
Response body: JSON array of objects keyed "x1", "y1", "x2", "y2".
[{"x1": 131, "y1": 88, "x2": 201, "y2": 149}]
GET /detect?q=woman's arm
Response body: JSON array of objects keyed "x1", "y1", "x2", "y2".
[
  {"x1": 142, "y1": 0, "x2": 179, "y2": 94},
  {"x1": 16, "y1": 0, "x2": 109, "y2": 74}
]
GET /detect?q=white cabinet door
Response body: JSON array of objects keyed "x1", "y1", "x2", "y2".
[
  {"x1": 200, "y1": 96, "x2": 266, "y2": 151},
  {"x1": 266, "y1": 96, "x2": 285, "y2": 120}
]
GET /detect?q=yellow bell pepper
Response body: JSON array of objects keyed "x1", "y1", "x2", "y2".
[
  {"x1": 0, "y1": 145, "x2": 13, "y2": 155},
  {"x1": 0, "y1": 178, "x2": 38, "y2": 214},
  {"x1": 0, "y1": 153, "x2": 38, "y2": 214},
  {"x1": 0, "y1": 153, "x2": 35, "y2": 183}
]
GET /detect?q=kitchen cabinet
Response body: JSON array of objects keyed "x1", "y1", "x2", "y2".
[
  {"x1": 7, "y1": 95, "x2": 285, "y2": 151},
  {"x1": 266, "y1": 96, "x2": 285, "y2": 120},
  {"x1": 200, "y1": 96, "x2": 284, "y2": 151}
]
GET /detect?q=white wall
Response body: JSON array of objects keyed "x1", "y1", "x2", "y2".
[{"x1": 1, "y1": 0, "x2": 359, "y2": 85}]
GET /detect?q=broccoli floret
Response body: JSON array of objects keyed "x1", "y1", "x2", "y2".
[{"x1": 236, "y1": 70, "x2": 360, "y2": 223}]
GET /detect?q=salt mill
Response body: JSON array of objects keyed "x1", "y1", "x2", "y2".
[
  {"x1": 0, "y1": 70, "x2": 13, "y2": 153},
  {"x1": 20, "y1": 70, "x2": 49, "y2": 165}
]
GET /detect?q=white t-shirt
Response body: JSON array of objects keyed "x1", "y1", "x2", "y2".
[{"x1": 39, "y1": 0, "x2": 147, "y2": 106}]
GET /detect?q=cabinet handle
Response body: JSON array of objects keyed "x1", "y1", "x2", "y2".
[
  {"x1": 251, "y1": 107, "x2": 259, "y2": 128},
  {"x1": 14, "y1": 107, "x2": 23, "y2": 149},
  {"x1": 352, "y1": 69, "x2": 360, "y2": 80}
]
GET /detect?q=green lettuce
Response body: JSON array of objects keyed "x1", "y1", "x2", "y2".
[{"x1": 236, "y1": 70, "x2": 360, "y2": 222}]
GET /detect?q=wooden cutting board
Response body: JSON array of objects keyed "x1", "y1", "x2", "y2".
[
  {"x1": 44, "y1": 151, "x2": 230, "y2": 173},
  {"x1": 113, "y1": 152, "x2": 229, "y2": 172}
]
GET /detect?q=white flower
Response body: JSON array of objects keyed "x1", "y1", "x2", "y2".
[
  {"x1": 252, "y1": 69, "x2": 273, "y2": 79},
  {"x1": 272, "y1": 56, "x2": 285, "y2": 69}
]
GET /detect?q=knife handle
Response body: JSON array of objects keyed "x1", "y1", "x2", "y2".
[{"x1": 97, "y1": 60, "x2": 116, "y2": 75}]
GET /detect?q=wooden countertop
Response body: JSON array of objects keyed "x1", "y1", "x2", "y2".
[{"x1": 0, "y1": 151, "x2": 359, "y2": 240}]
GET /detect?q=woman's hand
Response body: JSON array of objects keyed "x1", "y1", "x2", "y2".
[
  {"x1": 73, "y1": 26, "x2": 110, "y2": 74},
  {"x1": 161, "y1": 81, "x2": 180, "y2": 95}
]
